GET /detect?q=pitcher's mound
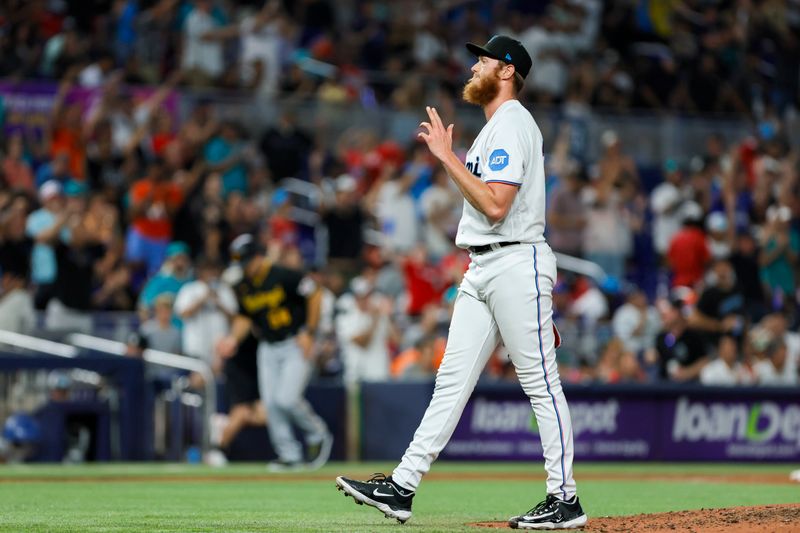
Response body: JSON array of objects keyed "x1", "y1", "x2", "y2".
[{"x1": 469, "y1": 503, "x2": 800, "y2": 532}]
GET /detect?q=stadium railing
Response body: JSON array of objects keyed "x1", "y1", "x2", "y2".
[
  {"x1": 65, "y1": 333, "x2": 215, "y2": 459},
  {"x1": 0, "y1": 329, "x2": 214, "y2": 461}
]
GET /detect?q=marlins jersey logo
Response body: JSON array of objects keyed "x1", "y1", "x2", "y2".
[{"x1": 466, "y1": 156, "x2": 481, "y2": 178}]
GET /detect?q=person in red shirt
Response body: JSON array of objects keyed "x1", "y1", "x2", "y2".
[
  {"x1": 125, "y1": 158, "x2": 183, "y2": 276},
  {"x1": 402, "y1": 245, "x2": 447, "y2": 316},
  {"x1": 667, "y1": 203, "x2": 710, "y2": 288}
]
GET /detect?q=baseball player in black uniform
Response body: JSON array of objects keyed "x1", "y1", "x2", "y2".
[{"x1": 216, "y1": 234, "x2": 332, "y2": 470}]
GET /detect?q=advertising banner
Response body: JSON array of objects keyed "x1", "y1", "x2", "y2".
[
  {"x1": 665, "y1": 396, "x2": 800, "y2": 461},
  {"x1": 0, "y1": 81, "x2": 179, "y2": 137},
  {"x1": 438, "y1": 389, "x2": 800, "y2": 462}
]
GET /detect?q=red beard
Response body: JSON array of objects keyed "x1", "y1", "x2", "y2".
[{"x1": 462, "y1": 67, "x2": 501, "y2": 106}]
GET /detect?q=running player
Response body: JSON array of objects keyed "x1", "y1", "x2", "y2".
[
  {"x1": 217, "y1": 234, "x2": 332, "y2": 471},
  {"x1": 335, "y1": 35, "x2": 587, "y2": 530}
]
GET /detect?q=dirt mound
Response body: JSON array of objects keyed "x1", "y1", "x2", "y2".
[{"x1": 469, "y1": 503, "x2": 800, "y2": 532}]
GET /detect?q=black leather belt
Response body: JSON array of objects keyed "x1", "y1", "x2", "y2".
[{"x1": 467, "y1": 241, "x2": 520, "y2": 254}]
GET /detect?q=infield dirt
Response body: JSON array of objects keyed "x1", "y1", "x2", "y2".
[{"x1": 471, "y1": 503, "x2": 800, "y2": 532}]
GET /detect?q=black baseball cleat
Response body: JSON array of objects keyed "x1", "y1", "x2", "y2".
[
  {"x1": 508, "y1": 494, "x2": 587, "y2": 530},
  {"x1": 335, "y1": 473, "x2": 414, "y2": 524}
]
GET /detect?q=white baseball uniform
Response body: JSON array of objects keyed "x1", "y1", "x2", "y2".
[{"x1": 392, "y1": 99, "x2": 577, "y2": 500}]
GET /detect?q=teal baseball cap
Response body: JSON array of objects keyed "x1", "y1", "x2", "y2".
[
  {"x1": 63, "y1": 180, "x2": 88, "y2": 197},
  {"x1": 165, "y1": 241, "x2": 190, "y2": 259}
]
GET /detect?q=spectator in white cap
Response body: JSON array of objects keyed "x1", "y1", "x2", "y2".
[
  {"x1": 705, "y1": 211, "x2": 732, "y2": 259},
  {"x1": 596, "y1": 129, "x2": 639, "y2": 187},
  {"x1": 25, "y1": 180, "x2": 68, "y2": 309},
  {"x1": 335, "y1": 277, "x2": 396, "y2": 385}
]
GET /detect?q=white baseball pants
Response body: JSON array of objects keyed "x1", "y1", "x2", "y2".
[{"x1": 392, "y1": 243, "x2": 577, "y2": 499}]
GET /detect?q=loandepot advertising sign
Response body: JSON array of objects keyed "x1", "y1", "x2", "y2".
[
  {"x1": 668, "y1": 397, "x2": 800, "y2": 460},
  {"x1": 444, "y1": 396, "x2": 654, "y2": 460},
  {"x1": 442, "y1": 393, "x2": 800, "y2": 461}
]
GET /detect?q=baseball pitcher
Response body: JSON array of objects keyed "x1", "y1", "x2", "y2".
[{"x1": 336, "y1": 35, "x2": 587, "y2": 530}]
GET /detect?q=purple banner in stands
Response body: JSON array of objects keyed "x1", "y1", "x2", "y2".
[
  {"x1": 442, "y1": 393, "x2": 800, "y2": 461},
  {"x1": 0, "y1": 81, "x2": 178, "y2": 137}
]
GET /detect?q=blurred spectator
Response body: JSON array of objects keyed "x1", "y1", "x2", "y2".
[
  {"x1": 729, "y1": 229, "x2": 766, "y2": 319},
  {"x1": 174, "y1": 257, "x2": 237, "y2": 374},
  {"x1": 419, "y1": 168, "x2": 459, "y2": 261},
  {"x1": 650, "y1": 159, "x2": 686, "y2": 255},
  {"x1": 2, "y1": 133, "x2": 35, "y2": 193},
  {"x1": 568, "y1": 276, "x2": 609, "y2": 327},
  {"x1": 370, "y1": 164, "x2": 418, "y2": 253},
  {"x1": 238, "y1": 1, "x2": 286, "y2": 98},
  {"x1": 204, "y1": 122, "x2": 250, "y2": 198},
  {"x1": 181, "y1": 0, "x2": 225, "y2": 86},
  {"x1": 758, "y1": 205, "x2": 799, "y2": 306},
  {"x1": 547, "y1": 162, "x2": 586, "y2": 257},
  {"x1": 596, "y1": 131, "x2": 640, "y2": 189},
  {"x1": 267, "y1": 188, "x2": 299, "y2": 247},
  {"x1": 335, "y1": 277, "x2": 395, "y2": 385},
  {"x1": 259, "y1": 112, "x2": 312, "y2": 182},
  {"x1": 759, "y1": 313, "x2": 800, "y2": 367},
  {"x1": 655, "y1": 298, "x2": 710, "y2": 382},
  {"x1": 92, "y1": 234, "x2": 134, "y2": 311},
  {"x1": 611, "y1": 289, "x2": 660, "y2": 355},
  {"x1": 0, "y1": 268, "x2": 35, "y2": 335},
  {"x1": 687, "y1": 259, "x2": 746, "y2": 345},
  {"x1": 45, "y1": 75, "x2": 87, "y2": 181},
  {"x1": 139, "y1": 241, "x2": 194, "y2": 317},
  {"x1": 401, "y1": 245, "x2": 447, "y2": 317},
  {"x1": 705, "y1": 211, "x2": 732, "y2": 260},
  {"x1": 25, "y1": 181, "x2": 67, "y2": 308},
  {"x1": 321, "y1": 174, "x2": 368, "y2": 275},
  {"x1": 139, "y1": 294, "x2": 182, "y2": 354},
  {"x1": 595, "y1": 338, "x2": 645, "y2": 384},
  {"x1": 752, "y1": 338, "x2": 799, "y2": 387},
  {"x1": 172, "y1": 168, "x2": 225, "y2": 261},
  {"x1": 78, "y1": 51, "x2": 115, "y2": 88},
  {"x1": 44, "y1": 181, "x2": 103, "y2": 333},
  {"x1": 0, "y1": 193, "x2": 34, "y2": 281},
  {"x1": 392, "y1": 334, "x2": 441, "y2": 380},
  {"x1": 581, "y1": 183, "x2": 630, "y2": 280},
  {"x1": 126, "y1": 158, "x2": 184, "y2": 276},
  {"x1": 699, "y1": 335, "x2": 753, "y2": 386},
  {"x1": 667, "y1": 202, "x2": 710, "y2": 288},
  {"x1": 35, "y1": 152, "x2": 73, "y2": 189}
]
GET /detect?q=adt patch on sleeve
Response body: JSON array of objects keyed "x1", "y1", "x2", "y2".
[{"x1": 488, "y1": 149, "x2": 510, "y2": 171}]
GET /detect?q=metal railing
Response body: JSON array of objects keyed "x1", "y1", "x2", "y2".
[
  {"x1": 65, "y1": 333, "x2": 216, "y2": 457},
  {"x1": 0, "y1": 330, "x2": 80, "y2": 358},
  {"x1": 0, "y1": 329, "x2": 216, "y2": 459}
]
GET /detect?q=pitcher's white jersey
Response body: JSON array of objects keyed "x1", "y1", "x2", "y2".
[{"x1": 455, "y1": 99, "x2": 545, "y2": 248}]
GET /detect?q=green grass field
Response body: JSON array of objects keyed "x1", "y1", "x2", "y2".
[{"x1": 0, "y1": 462, "x2": 797, "y2": 532}]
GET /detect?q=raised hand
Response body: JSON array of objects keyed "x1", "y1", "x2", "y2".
[{"x1": 418, "y1": 106, "x2": 454, "y2": 162}]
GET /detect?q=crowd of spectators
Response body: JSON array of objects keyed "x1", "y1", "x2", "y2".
[
  {"x1": 0, "y1": 0, "x2": 798, "y2": 391},
  {"x1": 1, "y1": 0, "x2": 798, "y2": 117}
]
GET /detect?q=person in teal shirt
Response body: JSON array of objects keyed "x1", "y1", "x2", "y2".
[
  {"x1": 138, "y1": 242, "x2": 194, "y2": 323},
  {"x1": 759, "y1": 205, "x2": 799, "y2": 300},
  {"x1": 203, "y1": 122, "x2": 249, "y2": 197}
]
